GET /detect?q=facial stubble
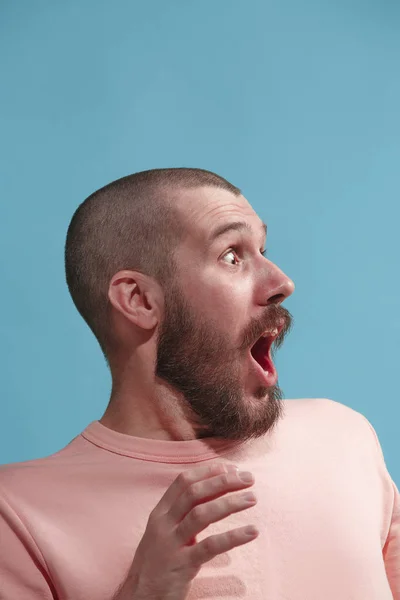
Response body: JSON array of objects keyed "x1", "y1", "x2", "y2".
[{"x1": 155, "y1": 280, "x2": 290, "y2": 442}]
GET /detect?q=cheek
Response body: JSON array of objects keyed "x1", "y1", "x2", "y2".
[{"x1": 189, "y1": 272, "x2": 252, "y2": 331}]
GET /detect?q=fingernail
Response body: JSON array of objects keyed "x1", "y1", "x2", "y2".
[{"x1": 239, "y1": 471, "x2": 254, "y2": 483}]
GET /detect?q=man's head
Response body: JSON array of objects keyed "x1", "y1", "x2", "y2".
[{"x1": 65, "y1": 168, "x2": 295, "y2": 441}]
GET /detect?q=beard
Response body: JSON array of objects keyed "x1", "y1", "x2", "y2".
[{"x1": 155, "y1": 279, "x2": 293, "y2": 443}]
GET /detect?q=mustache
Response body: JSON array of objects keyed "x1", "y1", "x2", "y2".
[{"x1": 239, "y1": 304, "x2": 293, "y2": 353}]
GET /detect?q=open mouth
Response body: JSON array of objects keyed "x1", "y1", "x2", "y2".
[{"x1": 249, "y1": 326, "x2": 281, "y2": 385}]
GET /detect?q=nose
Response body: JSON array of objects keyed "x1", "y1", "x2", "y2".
[{"x1": 265, "y1": 262, "x2": 295, "y2": 305}]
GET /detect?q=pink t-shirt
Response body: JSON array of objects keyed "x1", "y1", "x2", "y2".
[{"x1": 0, "y1": 398, "x2": 399, "y2": 599}]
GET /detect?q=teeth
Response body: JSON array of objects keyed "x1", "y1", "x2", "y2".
[{"x1": 261, "y1": 328, "x2": 279, "y2": 338}]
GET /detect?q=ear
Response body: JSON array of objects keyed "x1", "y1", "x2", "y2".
[{"x1": 108, "y1": 270, "x2": 162, "y2": 330}]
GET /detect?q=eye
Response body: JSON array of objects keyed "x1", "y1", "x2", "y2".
[
  {"x1": 222, "y1": 248, "x2": 240, "y2": 265},
  {"x1": 222, "y1": 246, "x2": 267, "y2": 265}
]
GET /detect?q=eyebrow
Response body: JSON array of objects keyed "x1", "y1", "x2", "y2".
[{"x1": 207, "y1": 221, "x2": 267, "y2": 246}]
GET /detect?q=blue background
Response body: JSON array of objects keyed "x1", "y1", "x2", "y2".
[{"x1": 1, "y1": 1, "x2": 399, "y2": 486}]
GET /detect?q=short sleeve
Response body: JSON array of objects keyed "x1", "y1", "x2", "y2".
[
  {"x1": 0, "y1": 488, "x2": 56, "y2": 600},
  {"x1": 360, "y1": 414, "x2": 400, "y2": 599},
  {"x1": 383, "y1": 479, "x2": 400, "y2": 599}
]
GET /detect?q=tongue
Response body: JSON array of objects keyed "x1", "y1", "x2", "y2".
[{"x1": 251, "y1": 337, "x2": 270, "y2": 371}]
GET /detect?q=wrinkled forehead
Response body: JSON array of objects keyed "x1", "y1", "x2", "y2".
[{"x1": 173, "y1": 186, "x2": 260, "y2": 244}]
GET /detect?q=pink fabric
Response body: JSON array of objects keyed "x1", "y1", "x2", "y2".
[{"x1": 0, "y1": 398, "x2": 399, "y2": 599}]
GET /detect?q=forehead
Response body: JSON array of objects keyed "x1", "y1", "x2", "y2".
[{"x1": 175, "y1": 186, "x2": 262, "y2": 242}]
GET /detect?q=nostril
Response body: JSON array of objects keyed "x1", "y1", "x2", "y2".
[{"x1": 267, "y1": 293, "x2": 286, "y2": 305}]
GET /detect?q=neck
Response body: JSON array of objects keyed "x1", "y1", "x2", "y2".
[{"x1": 100, "y1": 360, "x2": 199, "y2": 441}]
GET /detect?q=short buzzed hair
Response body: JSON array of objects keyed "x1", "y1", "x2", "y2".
[{"x1": 65, "y1": 168, "x2": 241, "y2": 362}]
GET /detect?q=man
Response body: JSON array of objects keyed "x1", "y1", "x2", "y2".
[{"x1": 0, "y1": 168, "x2": 398, "y2": 599}]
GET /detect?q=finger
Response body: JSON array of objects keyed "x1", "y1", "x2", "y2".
[
  {"x1": 188, "y1": 525, "x2": 259, "y2": 568},
  {"x1": 170, "y1": 471, "x2": 254, "y2": 524},
  {"x1": 154, "y1": 463, "x2": 238, "y2": 515},
  {"x1": 177, "y1": 488, "x2": 257, "y2": 545}
]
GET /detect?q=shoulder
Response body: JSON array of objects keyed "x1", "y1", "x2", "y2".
[
  {"x1": 0, "y1": 432, "x2": 88, "y2": 501},
  {"x1": 283, "y1": 396, "x2": 369, "y2": 423},
  {"x1": 283, "y1": 397, "x2": 382, "y2": 455}
]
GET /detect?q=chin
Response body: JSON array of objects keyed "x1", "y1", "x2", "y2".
[{"x1": 254, "y1": 386, "x2": 270, "y2": 400}]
